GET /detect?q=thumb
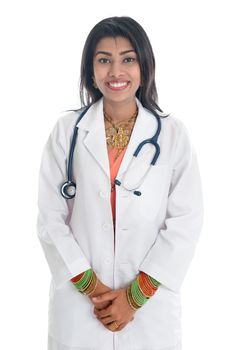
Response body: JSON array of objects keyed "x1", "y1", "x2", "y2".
[{"x1": 92, "y1": 291, "x2": 117, "y2": 303}]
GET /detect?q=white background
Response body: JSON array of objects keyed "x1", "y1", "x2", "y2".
[{"x1": 0, "y1": 0, "x2": 233, "y2": 349}]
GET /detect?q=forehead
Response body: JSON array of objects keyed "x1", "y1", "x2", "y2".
[{"x1": 94, "y1": 36, "x2": 135, "y2": 53}]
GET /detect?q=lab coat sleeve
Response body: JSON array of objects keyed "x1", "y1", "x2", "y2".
[
  {"x1": 36, "y1": 118, "x2": 91, "y2": 289},
  {"x1": 139, "y1": 123, "x2": 204, "y2": 293}
]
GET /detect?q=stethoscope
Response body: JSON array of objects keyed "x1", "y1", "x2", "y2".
[{"x1": 60, "y1": 105, "x2": 161, "y2": 199}]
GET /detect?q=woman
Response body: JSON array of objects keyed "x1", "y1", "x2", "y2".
[{"x1": 37, "y1": 16, "x2": 203, "y2": 350}]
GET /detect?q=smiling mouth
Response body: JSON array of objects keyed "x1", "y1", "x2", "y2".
[{"x1": 105, "y1": 81, "x2": 130, "y2": 91}]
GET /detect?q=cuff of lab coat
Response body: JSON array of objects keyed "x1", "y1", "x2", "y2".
[
  {"x1": 52, "y1": 257, "x2": 91, "y2": 290},
  {"x1": 139, "y1": 261, "x2": 181, "y2": 293}
]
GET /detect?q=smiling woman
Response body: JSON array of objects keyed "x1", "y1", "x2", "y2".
[
  {"x1": 92, "y1": 37, "x2": 141, "y2": 120},
  {"x1": 37, "y1": 16, "x2": 203, "y2": 350},
  {"x1": 79, "y1": 17, "x2": 164, "y2": 121}
]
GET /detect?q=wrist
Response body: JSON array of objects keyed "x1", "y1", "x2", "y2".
[
  {"x1": 126, "y1": 272, "x2": 160, "y2": 310},
  {"x1": 88, "y1": 279, "x2": 112, "y2": 299},
  {"x1": 126, "y1": 285, "x2": 139, "y2": 311},
  {"x1": 87, "y1": 278, "x2": 100, "y2": 298},
  {"x1": 72, "y1": 269, "x2": 98, "y2": 296}
]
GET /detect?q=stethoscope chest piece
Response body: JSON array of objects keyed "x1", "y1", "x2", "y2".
[{"x1": 60, "y1": 181, "x2": 76, "y2": 199}]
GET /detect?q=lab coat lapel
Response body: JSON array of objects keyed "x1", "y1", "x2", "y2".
[
  {"x1": 77, "y1": 97, "x2": 155, "y2": 181},
  {"x1": 116, "y1": 97, "x2": 155, "y2": 178},
  {"x1": 77, "y1": 98, "x2": 110, "y2": 179}
]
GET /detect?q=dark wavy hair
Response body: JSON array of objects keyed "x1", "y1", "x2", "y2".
[{"x1": 79, "y1": 16, "x2": 169, "y2": 118}]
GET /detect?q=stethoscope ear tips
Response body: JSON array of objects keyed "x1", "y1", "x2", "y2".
[{"x1": 60, "y1": 181, "x2": 76, "y2": 199}]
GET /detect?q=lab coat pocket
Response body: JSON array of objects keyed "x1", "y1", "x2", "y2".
[
  {"x1": 136, "y1": 163, "x2": 171, "y2": 222},
  {"x1": 49, "y1": 281, "x2": 101, "y2": 348},
  {"x1": 128, "y1": 285, "x2": 182, "y2": 349}
]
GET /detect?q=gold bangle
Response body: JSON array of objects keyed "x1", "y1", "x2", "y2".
[
  {"x1": 80, "y1": 271, "x2": 97, "y2": 295},
  {"x1": 85, "y1": 274, "x2": 99, "y2": 295},
  {"x1": 129, "y1": 285, "x2": 141, "y2": 309},
  {"x1": 83, "y1": 272, "x2": 97, "y2": 295},
  {"x1": 79, "y1": 272, "x2": 94, "y2": 293},
  {"x1": 126, "y1": 285, "x2": 138, "y2": 311},
  {"x1": 80, "y1": 272, "x2": 94, "y2": 293}
]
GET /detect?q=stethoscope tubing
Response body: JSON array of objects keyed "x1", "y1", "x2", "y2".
[
  {"x1": 133, "y1": 115, "x2": 161, "y2": 165},
  {"x1": 67, "y1": 105, "x2": 91, "y2": 182},
  {"x1": 61, "y1": 105, "x2": 161, "y2": 199}
]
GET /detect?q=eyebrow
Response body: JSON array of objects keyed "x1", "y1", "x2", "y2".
[{"x1": 95, "y1": 49, "x2": 136, "y2": 57}]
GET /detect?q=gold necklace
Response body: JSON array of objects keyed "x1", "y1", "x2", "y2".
[{"x1": 104, "y1": 107, "x2": 138, "y2": 158}]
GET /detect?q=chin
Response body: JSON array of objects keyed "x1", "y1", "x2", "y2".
[{"x1": 103, "y1": 93, "x2": 135, "y2": 104}]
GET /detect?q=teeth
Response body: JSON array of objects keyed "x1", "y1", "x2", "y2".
[{"x1": 109, "y1": 82, "x2": 128, "y2": 88}]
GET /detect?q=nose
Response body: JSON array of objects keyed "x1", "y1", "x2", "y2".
[{"x1": 108, "y1": 61, "x2": 124, "y2": 78}]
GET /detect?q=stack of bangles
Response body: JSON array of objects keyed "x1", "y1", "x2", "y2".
[
  {"x1": 70, "y1": 269, "x2": 161, "y2": 311},
  {"x1": 71, "y1": 269, "x2": 98, "y2": 295},
  {"x1": 126, "y1": 271, "x2": 161, "y2": 311}
]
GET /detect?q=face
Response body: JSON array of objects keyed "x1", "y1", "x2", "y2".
[{"x1": 92, "y1": 36, "x2": 141, "y2": 104}]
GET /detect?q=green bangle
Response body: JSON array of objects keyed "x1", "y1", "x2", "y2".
[
  {"x1": 75, "y1": 269, "x2": 92, "y2": 289},
  {"x1": 131, "y1": 278, "x2": 148, "y2": 307},
  {"x1": 148, "y1": 275, "x2": 161, "y2": 288},
  {"x1": 73, "y1": 269, "x2": 93, "y2": 291}
]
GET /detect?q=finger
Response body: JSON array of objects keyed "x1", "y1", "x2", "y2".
[
  {"x1": 94, "y1": 306, "x2": 108, "y2": 318},
  {"x1": 90, "y1": 296, "x2": 111, "y2": 307},
  {"x1": 95, "y1": 305, "x2": 112, "y2": 319},
  {"x1": 92, "y1": 291, "x2": 117, "y2": 304},
  {"x1": 106, "y1": 321, "x2": 126, "y2": 332},
  {"x1": 98, "y1": 315, "x2": 116, "y2": 325},
  {"x1": 94, "y1": 301, "x2": 112, "y2": 311},
  {"x1": 115, "y1": 322, "x2": 127, "y2": 331}
]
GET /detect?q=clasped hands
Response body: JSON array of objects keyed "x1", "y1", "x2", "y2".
[{"x1": 88, "y1": 279, "x2": 136, "y2": 332}]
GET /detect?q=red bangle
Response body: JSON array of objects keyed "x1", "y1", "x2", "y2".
[
  {"x1": 70, "y1": 271, "x2": 85, "y2": 283},
  {"x1": 138, "y1": 272, "x2": 158, "y2": 297}
]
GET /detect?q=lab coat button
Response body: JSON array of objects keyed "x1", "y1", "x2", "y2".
[
  {"x1": 102, "y1": 223, "x2": 110, "y2": 230},
  {"x1": 99, "y1": 191, "x2": 108, "y2": 198}
]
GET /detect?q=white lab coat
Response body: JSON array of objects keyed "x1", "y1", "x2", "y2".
[{"x1": 37, "y1": 97, "x2": 203, "y2": 350}]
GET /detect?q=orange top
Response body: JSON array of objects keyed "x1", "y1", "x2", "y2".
[{"x1": 107, "y1": 146, "x2": 127, "y2": 228}]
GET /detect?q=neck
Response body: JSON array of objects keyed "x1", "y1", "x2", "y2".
[{"x1": 103, "y1": 98, "x2": 138, "y2": 123}]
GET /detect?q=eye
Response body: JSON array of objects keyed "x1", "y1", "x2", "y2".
[
  {"x1": 123, "y1": 57, "x2": 136, "y2": 63},
  {"x1": 98, "y1": 58, "x2": 111, "y2": 64}
]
